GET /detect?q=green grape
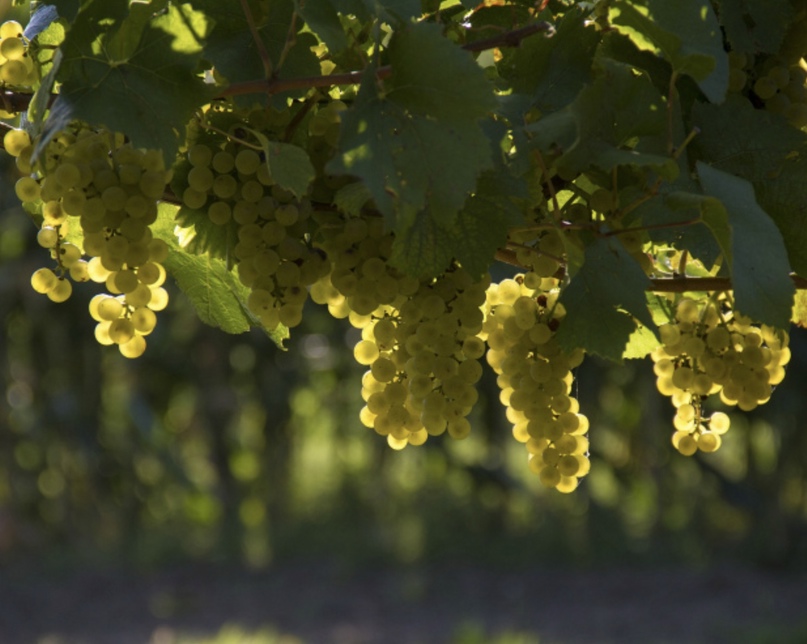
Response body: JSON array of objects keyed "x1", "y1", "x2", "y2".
[
  {"x1": 0, "y1": 20, "x2": 23, "y2": 39},
  {"x1": 208, "y1": 200, "x2": 232, "y2": 225},
  {"x1": 47, "y1": 278, "x2": 72, "y2": 303},
  {"x1": 131, "y1": 307, "x2": 157, "y2": 334},
  {"x1": 0, "y1": 59, "x2": 28, "y2": 84},
  {"x1": 212, "y1": 151, "x2": 235, "y2": 174},
  {"x1": 37, "y1": 227, "x2": 60, "y2": 249},
  {"x1": 753, "y1": 76, "x2": 779, "y2": 100},
  {"x1": 183, "y1": 187, "x2": 208, "y2": 210},
  {"x1": 119, "y1": 335, "x2": 147, "y2": 359},
  {"x1": 213, "y1": 174, "x2": 238, "y2": 199},
  {"x1": 728, "y1": 68, "x2": 748, "y2": 92},
  {"x1": 235, "y1": 149, "x2": 261, "y2": 174},
  {"x1": 188, "y1": 166, "x2": 214, "y2": 192},
  {"x1": 4, "y1": 129, "x2": 31, "y2": 157},
  {"x1": 108, "y1": 318, "x2": 135, "y2": 344},
  {"x1": 188, "y1": 143, "x2": 213, "y2": 167},
  {"x1": 31, "y1": 267, "x2": 58, "y2": 294}
]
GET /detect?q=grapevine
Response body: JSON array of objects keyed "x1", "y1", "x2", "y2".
[{"x1": 0, "y1": 1, "x2": 806, "y2": 490}]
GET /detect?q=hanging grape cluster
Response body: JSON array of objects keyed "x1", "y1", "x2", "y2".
[
  {"x1": 483, "y1": 273, "x2": 589, "y2": 493},
  {"x1": 651, "y1": 295, "x2": 791, "y2": 455},
  {"x1": 179, "y1": 123, "x2": 330, "y2": 331},
  {"x1": 6, "y1": 126, "x2": 172, "y2": 358},
  {"x1": 0, "y1": 20, "x2": 36, "y2": 92}
]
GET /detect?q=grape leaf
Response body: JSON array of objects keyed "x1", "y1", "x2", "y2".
[
  {"x1": 188, "y1": 0, "x2": 320, "y2": 106},
  {"x1": 384, "y1": 22, "x2": 498, "y2": 122},
  {"x1": 294, "y1": 0, "x2": 347, "y2": 52},
  {"x1": 526, "y1": 60, "x2": 676, "y2": 179},
  {"x1": 555, "y1": 236, "x2": 656, "y2": 362},
  {"x1": 697, "y1": 162, "x2": 794, "y2": 329},
  {"x1": 151, "y1": 206, "x2": 285, "y2": 344},
  {"x1": 622, "y1": 324, "x2": 660, "y2": 359},
  {"x1": 329, "y1": 23, "x2": 495, "y2": 231},
  {"x1": 249, "y1": 132, "x2": 315, "y2": 199},
  {"x1": 497, "y1": 8, "x2": 600, "y2": 120},
  {"x1": 718, "y1": 0, "x2": 793, "y2": 55},
  {"x1": 692, "y1": 98, "x2": 807, "y2": 278},
  {"x1": 53, "y1": 2, "x2": 212, "y2": 166},
  {"x1": 334, "y1": 182, "x2": 372, "y2": 217},
  {"x1": 37, "y1": 0, "x2": 82, "y2": 22},
  {"x1": 610, "y1": 0, "x2": 728, "y2": 103},
  {"x1": 389, "y1": 209, "x2": 455, "y2": 278}
]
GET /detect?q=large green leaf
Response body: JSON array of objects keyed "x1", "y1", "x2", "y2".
[
  {"x1": 610, "y1": 0, "x2": 728, "y2": 103},
  {"x1": 384, "y1": 22, "x2": 498, "y2": 121},
  {"x1": 328, "y1": 22, "x2": 496, "y2": 237},
  {"x1": 555, "y1": 236, "x2": 656, "y2": 362},
  {"x1": 188, "y1": 0, "x2": 320, "y2": 106},
  {"x1": 151, "y1": 206, "x2": 285, "y2": 344},
  {"x1": 697, "y1": 163, "x2": 794, "y2": 329},
  {"x1": 388, "y1": 209, "x2": 455, "y2": 278},
  {"x1": 718, "y1": 0, "x2": 793, "y2": 56},
  {"x1": 53, "y1": 2, "x2": 212, "y2": 166},
  {"x1": 692, "y1": 98, "x2": 807, "y2": 277},
  {"x1": 497, "y1": 8, "x2": 600, "y2": 120},
  {"x1": 526, "y1": 60, "x2": 676, "y2": 179}
]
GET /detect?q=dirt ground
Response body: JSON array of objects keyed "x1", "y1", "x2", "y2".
[{"x1": 1, "y1": 560, "x2": 806, "y2": 644}]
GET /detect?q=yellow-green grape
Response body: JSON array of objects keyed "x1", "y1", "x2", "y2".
[
  {"x1": 0, "y1": 20, "x2": 23, "y2": 39},
  {"x1": 119, "y1": 335, "x2": 147, "y2": 359},
  {"x1": 4, "y1": 129, "x2": 31, "y2": 157},
  {"x1": 31, "y1": 267, "x2": 58, "y2": 294},
  {"x1": 45, "y1": 277, "x2": 72, "y2": 303},
  {"x1": 754, "y1": 76, "x2": 779, "y2": 100}
]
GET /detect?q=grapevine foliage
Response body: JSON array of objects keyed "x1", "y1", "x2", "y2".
[{"x1": 2, "y1": 0, "x2": 807, "y2": 491}]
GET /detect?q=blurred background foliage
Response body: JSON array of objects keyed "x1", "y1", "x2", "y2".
[{"x1": 1, "y1": 147, "x2": 807, "y2": 576}]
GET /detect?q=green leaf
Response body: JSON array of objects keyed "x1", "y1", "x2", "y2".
[
  {"x1": 555, "y1": 236, "x2": 656, "y2": 362},
  {"x1": 634, "y1": 185, "x2": 726, "y2": 269},
  {"x1": 385, "y1": 22, "x2": 498, "y2": 121},
  {"x1": 151, "y1": 206, "x2": 286, "y2": 344},
  {"x1": 497, "y1": 8, "x2": 600, "y2": 119},
  {"x1": 718, "y1": 0, "x2": 793, "y2": 56},
  {"x1": 294, "y1": 0, "x2": 347, "y2": 51},
  {"x1": 249, "y1": 131, "x2": 315, "y2": 199},
  {"x1": 450, "y1": 179, "x2": 525, "y2": 279},
  {"x1": 54, "y1": 2, "x2": 212, "y2": 166},
  {"x1": 610, "y1": 0, "x2": 728, "y2": 103},
  {"x1": 526, "y1": 60, "x2": 675, "y2": 179},
  {"x1": 692, "y1": 98, "x2": 807, "y2": 277},
  {"x1": 623, "y1": 324, "x2": 660, "y2": 359},
  {"x1": 697, "y1": 162, "x2": 794, "y2": 329},
  {"x1": 189, "y1": 0, "x2": 320, "y2": 106},
  {"x1": 389, "y1": 209, "x2": 455, "y2": 278},
  {"x1": 334, "y1": 182, "x2": 372, "y2": 217},
  {"x1": 331, "y1": 100, "x2": 491, "y2": 226}
]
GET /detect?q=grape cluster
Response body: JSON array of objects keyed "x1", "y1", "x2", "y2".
[
  {"x1": 651, "y1": 295, "x2": 791, "y2": 455},
  {"x1": 7, "y1": 126, "x2": 172, "y2": 358},
  {"x1": 181, "y1": 135, "x2": 329, "y2": 331},
  {"x1": 0, "y1": 20, "x2": 36, "y2": 91},
  {"x1": 482, "y1": 274, "x2": 589, "y2": 493},
  {"x1": 728, "y1": 50, "x2": 807, "y2": 129},
  {"x1": 311, "y1": 213, "x2": 489, "y2": 448}
]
